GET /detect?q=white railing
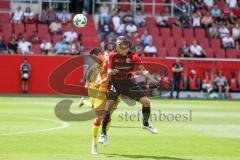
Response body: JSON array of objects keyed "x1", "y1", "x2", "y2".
[{"x1": 92, "y1": 0, "x2": 191, "y2": 17}]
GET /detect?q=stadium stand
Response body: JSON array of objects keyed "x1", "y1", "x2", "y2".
[{"x1": 0, "y1": 0, "x2": 240, "y2": 96}]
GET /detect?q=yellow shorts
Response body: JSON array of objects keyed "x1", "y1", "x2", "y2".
[{"x1": 87, "y1": 82, "x2": 118, "y2": 111}]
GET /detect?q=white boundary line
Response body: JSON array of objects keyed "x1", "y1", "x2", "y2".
[{"x1": 0, "y1": 115, "x2": 69, "y2": 136}]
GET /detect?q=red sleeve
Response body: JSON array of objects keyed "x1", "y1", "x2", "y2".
[
  {"x1": 105, "y1": 51, "x2": 116, "y2": 72},
  {"x1": 131, "y1": 52, "x2": 142, "y2": 64}
]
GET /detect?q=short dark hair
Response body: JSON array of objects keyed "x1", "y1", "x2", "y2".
[{"x1": 89, "y1": 48, "x2": 102, "y2": 56}]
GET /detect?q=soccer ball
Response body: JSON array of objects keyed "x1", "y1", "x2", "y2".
[
  {"x1": 23, "y1": 73, "x2": 29, "y2": 79},
  {"x1": 73, "y1": 14, "x2": 87, "y2": 28}
]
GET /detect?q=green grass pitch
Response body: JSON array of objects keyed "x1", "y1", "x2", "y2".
[{"x1": 0, "y1": 96, "x2": 240, "y2": 160}]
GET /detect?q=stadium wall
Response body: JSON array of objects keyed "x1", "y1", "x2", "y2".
[{"x1": 0, "y1": 55, "x2": 239, "y2": 94}]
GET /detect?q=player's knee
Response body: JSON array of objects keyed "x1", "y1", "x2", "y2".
[{"x1": 140, "y1": 97, "x2": 150, "y2": 107}]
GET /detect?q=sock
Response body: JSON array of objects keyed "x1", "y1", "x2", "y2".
[
  {"x1": 106, "y1": 119, "x2": 111, "y2": 132},
  {"x1": 142, "y1": 106, "x2": 151, "y2": 126},
  {"x1": 101, "y1": 110, "x2": 111, "y2": 135},
  {"x1": 92, "y1": 121, "x2": 101, "y2": 144}
]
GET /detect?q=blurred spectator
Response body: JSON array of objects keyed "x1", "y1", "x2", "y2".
[
  {"x1": 222, "y1": 34, "x2": 235, "y2": 49},
  {"x1": 116, "y1": 20, "x2": 125, "y2": 36},
  {"x1": 69, "y1": 41, "x2": 79, "y2": 55},
  {"x1": 55, "y1": 37, "x2": 69, "y2": 55},
  {"x1": 226, "y1": 0, "x2": 238, "y2": 10},
  {"x1": 214, "y1": 71, "x2": 230, "y2": 99},
  {"x1": 47, "y1": 7, "x2": 58, "y2": 23},
  {"x1": 155, "y1": 11, "x2": 169, "y2": 27},
  {"x1": 144, "y1": 42, "x2": 157, "y2": 57},
  {"x1": 192, "y1": 12, "x2": 201, "y2": 27},
  {"x1": 57, "y1": 9, "x2": 71, "y2": 24},
  {"x1": 215, "y1": 13, "x2": 226, "y2": 25},
  {"x1": 218, "y1": 25, "x2": 230, "y2": 38},
  {"x1": 48, "y1": 46, "x2": 56, "y2": 55},
  {"x1": 11, "y1": 6, "x2": 23, "y2": 23},
  {"x1": 174, "y1": 11, "x2": 190, "y2": 28},
  {"x1": 76, "y1": 41, "x2": 84, "y2": 54},
  {"x1": 170, "y1": 58, "x2": 183, "y2": 99},
  {"x1": 29, "y1": 31, "x2": 40, "y2": 44},
  {"x1": 20, "y1": 58, "x2": 31, "y2": 93},
  {"x1": 17, "y1": 33, "x2": 24, "y2": 41},
  {"x1": 232, "y1": 24, "x2": 240, "y2": 39},
  {"x1": 82, "y1": 0, "x2": 91, "y2": 14},
  {"x1": 100, "y1": 21, "x2": 111, "y2": 41},
  {"x1": 211, "y1": 5, "x2": 221, "y2": 18},
  {"x1": 134, "y1": 11, "x2": 145, "y2": 27},
  {"x1": 0, "y1": 36, "x2": 6, "y2": 53},
  {"x1": 38, "y1": 8, "x2": 48, "y2": 24},
  {"x1": 122, "y1": 11, "x2": 134, "y2": 24},
  {"x1": 49, "y1": 21, "x2": 62, "y2": 34},
  {"x1": 23, "y1": 7, "x2": 35, "y2": 24},
  {"x1": 203, "y1": 0, "x2": 214, "y2": 9},
  {"x1": 112, "y1": 13, "x2": 121, "y2": 31},
  {"x1": 106, "y1": 31, "x2": 117, "y2": 43},
  {"x1": 202, "y1": 72, "x2": 213, "y2": 94},
  {"x1": 178, "y1": 40, "x2": 191, "y2": 57},
  {"x1": 64, "y1": 28, "x2": 78, "y2": 43},
  {"x1": 7, "y1": 37, "x2": 18, "y2": 54},
  {"x1": 133, "y1": 37, "x2": 144, "y2": 57},
  {"x1": 40, "y1": 39, "x2": 52, "y2": 55},
  {"x1": 201, "y1": 12, "x2": 213, "y2": 28},
  {"x1": 193, "y1": 0, "x2": 204, "y2": 10},
  {"x1": 125, "y1": 23, "x2": 138, "y2": 35},
  {"x1": 141, "y1": 29, "x2": 153, "y2": 47},
  {"x1": 190, "y1": 40, "x2": 207, "y2": 58},
  {"x1": 136, "y1": 3, "x2": 144, "y2": 13},
  {"x1": 209, "y1": 23, "x2": 219, "y2": 39},
  {"x1": 99, "y1": 2, "x2": 110, "y2": 25},
  {"x1": 18, "y1": 38, "x2": 32, "y2": 54},
  {"x1": 227, "y1": 12, "x2": 237, "y2": 27}
]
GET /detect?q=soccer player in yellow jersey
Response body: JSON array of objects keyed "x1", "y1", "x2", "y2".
[{"x1": 79, "y1": 48, "x2": 116, "y2": 154}]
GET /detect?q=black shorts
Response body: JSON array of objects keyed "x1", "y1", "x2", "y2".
[{"x1": 106, "y1": 79, "x2": 145, "y2": 102}]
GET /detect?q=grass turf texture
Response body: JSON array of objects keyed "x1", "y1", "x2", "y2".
[{"x1": 0, "y1": 96, "x2": 240, "y2": 160}]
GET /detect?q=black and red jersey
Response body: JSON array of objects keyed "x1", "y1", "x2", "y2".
[{"x1": 106, "y1": 51, "x2": 142, "y2": 80}]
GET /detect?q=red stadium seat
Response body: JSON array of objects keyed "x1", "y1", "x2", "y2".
[
  {"x1": 163, "y1": 38, "x2": 175, "y2": 49},
  {"x1": 145, "y1": 17, "x2": 156, "y2": 28},
  {"x1": 0, "y1": 13, "x2": 11, "y2": 24},
  {"x1": 210, "y1": 39, "x2": 221, "y2": 49},
  {"x1": 198, "y1": 39, "x2": 210, "y2": 49},
  {"x1": 1, "y1": 24, "x2": 12, "y2": 35},
  {"x1": 230, "y1": 78, "x2": 238, "y2": 91},
  {"x1": 160, "y1": 28, "x2": 171, "y2": 38},
  {"x1": 31, "y1": 44, "x2": 41, "y2": 55},
  {"x1": 25, "y1": 24, "x2": 37, "y2": 36},
  {"x1": 214, "y1": 49, "x2": 226, "y2": 58},
  {"x1": 204, "y1": 48, "x2": 214, "y2": 58},
  {"x1": 183, "y1": 28, "x2": 194, "y2": 38},
  {"x1": 175, "y1": 37, "x2": 185, "y2": 48},
  {"x1": 194, "y1": 28, "x2": 205, "y2": 38},
  {"x1": 37, "y1": 24, "x2": 49, "y2": 34},
  {"x1": 167, "y1": 48, "x2": 179, "y2": 57},
  {"x1": 172, "y1": 27, "x2": 182, "y2": 38},
  {"x1": 153, "y1": 37, "x2": 164, "y2": 47},
  {"x1": 226, "y1": 49, "x2": 238, "y2": 59},
  {"x1": 52, "y1": 35, "x2": 63, "y2": 44},
  {"x1": 38, "y1": 33, "x2": 51, "y2": 42},
  {"x1": 156, "y1": 47, "x2": 167, "y2": 57},
  {"x1": 13, "y1": 24, "x2": 25, "y2": 35}
]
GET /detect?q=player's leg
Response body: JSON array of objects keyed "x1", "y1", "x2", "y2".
[
  {"x1": 25, "y1": 80, "x2": 28, "y2": 93},
  {"x1": 91, "y1": 110, "x2": 103, "y2": 154},
  {"x1": 139, "y1": 96, "x2": 158, "y2": 134}
]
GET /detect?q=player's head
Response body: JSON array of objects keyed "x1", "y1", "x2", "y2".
[
  {"x1": 104, "y1": 42, "x2": 116, "y2": 55},
  {"x1": 89, "y1": 48, "x2": 104, "y2": 64},
  {"x1": 24, "y1": 58, "x2": 28, "y2": 63},
  {"x1": 116, "y1": 36, "x2": 131, "y2": 55}
]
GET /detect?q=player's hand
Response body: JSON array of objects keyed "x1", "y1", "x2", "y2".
[
  {"x1": 150, "y1": 79, "x2": 159, "y2": 87},
  {"x1": 95, "y1": 80, "x2": 102, "y2": 88}
]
